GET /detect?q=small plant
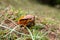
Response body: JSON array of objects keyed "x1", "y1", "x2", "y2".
[{"x1": 26, "y1": 27, "x2": 49, "y2": 40}]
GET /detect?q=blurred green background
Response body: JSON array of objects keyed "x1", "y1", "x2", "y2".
[
  {"x1": 0, "y1": 0, "x2": 60, "y2": 20},
  {"x1": 0, "y1": 0, "x2": 60, "y2": 40}
]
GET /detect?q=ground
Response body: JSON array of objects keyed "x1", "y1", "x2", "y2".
[{"x1": 0, "y1": 0, "x2": 60, "y2": 40}]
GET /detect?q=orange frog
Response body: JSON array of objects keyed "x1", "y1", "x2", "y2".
[{"x1": 18, "y1": 15, "x2": 35, "y2": 28}]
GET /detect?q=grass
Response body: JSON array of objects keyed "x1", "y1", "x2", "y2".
[
  {"x1": 0, "y1": 6, "x2": 60, "y2": 40},
  {"x1": 0, "y1": 0, "x2": 60, "y2": 40},
  {"x1": 0, "y1": 0, "x2": 60, "y2": 20}
]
